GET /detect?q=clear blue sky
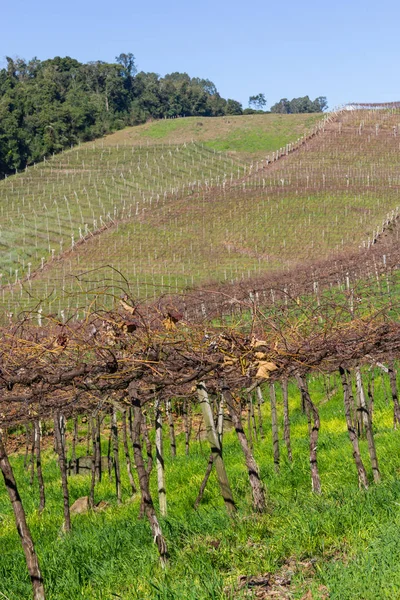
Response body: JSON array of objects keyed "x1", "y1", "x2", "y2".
[{"x1": 2, "y1": 0, "x2": 399, "y2": 110}]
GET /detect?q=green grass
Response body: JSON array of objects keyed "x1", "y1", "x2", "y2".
[
  {"x1": 103, "y1": 114, "x2": 323, "y2": 158},
  {"x1": 1, "y1": 372, "x2": 400, "y2": 598},
  {"x1": 139, "y1": 119, "x2": 186, "y2": 139},
  {"x1": 203, "y1": 114, "x2": 321, "y2": 154}
]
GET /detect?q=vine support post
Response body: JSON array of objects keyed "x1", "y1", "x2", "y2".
[
  {"x1": 111, "y1": 408, "x2": 122, "y2": 504},
  {"x1": 183, "y1": 398, "x2": 191, "y2": 455},
  {"x1": 250, "y1": 393, "x2": 258, "y2": 442},
  {"x1": 223, "y1": 386, "x2": 266, "y2": 512},
  {"x1": 0, "y1": 430, "x2": 46, "y2": 600},
  {"x1": 165, "y1": 398, "x2": 176, "y2": 458},
  {"x1": 95, "y1": 413, "x2": 102, "y2": 482},
  {"x1": 339, "y1": 368, "x2": 369, "y2": 490},
  {"x1": 256, "y1": 386, "x2": 264, "y2": 438},
  {"x1": 34, "y1": 420, "x2": 45, "y2": 513},
  {"x1": 269, "y1": 383, "x2": 280, "y2": 473},
  {"x1": 217, "y1": 395, "x2": 225, "y2": 448},
  {"x1": 197, "y1": 382, "x2": 236, "y2": 515},
  {"x1": 356, "y1": 369, "x2": 380, "y2": 483},
  {"x1": 53, "y1": 412, "x2": 71, "y2": 531},
  {"x1": 295, "y1": 373, "x2": 321, "y2": 494},
  {"x1": 121, "y1": 409, "x2": 136, "y2": 496},
  {"x1": 155, "y1": 396, "x2": 167, "y2": 516},
  {"x1": 388, "y1": 362, "x2": 400, "y2": 428},
  {"x1": 281, "y1": 378, "x2": 292, "y2": 462},
  {"x1": 128, "y1": 383, "x2": 168, "y2": 566},
  {"x1": 247, "y1": 395, "x2": 253, "y2": 449},
  {"x1": 71, "y1": 417, "x2": 78, "y2": 475},
  {"x1": 89, "y1": 414, "x2": 97, "y2": 508}
]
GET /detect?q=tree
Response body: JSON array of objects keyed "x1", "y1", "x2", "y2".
[
  {"x1": 225, "y1": 99, "x2": 243, "y2": 115},
  {"x1": 313, "y1": 96, "x2": 328, "y2": 112},
  {"x1": 289, "y1": 96, "x2": 313, "y2": 113},
  {"x1": 248, "y1": 93, "x2": 266, "y2": 111},
  {"x1": 115, "y1": 53, "x2": 137, "y2": 78},
  {"x1": 270, "y1": 98, "x2": 291, "y2": 114}
]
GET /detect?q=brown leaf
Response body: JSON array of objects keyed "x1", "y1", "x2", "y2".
[
  {"x1": 119, "y1": 299, "x2": 136, "y2": 315},
  {"x1": 256, "y1": 361, "x2": 278, "y2": 379}
]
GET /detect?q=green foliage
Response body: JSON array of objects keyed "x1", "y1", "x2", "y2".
[
  {"x1": 271, "y1": 95, "x2": 328, "y2": 114},
  {"x1": 225, "y1": 99, "x2": 243, "y2": 115},
  {"x1": 248, "y1": 93, "x2": 267, "y2": 110}
]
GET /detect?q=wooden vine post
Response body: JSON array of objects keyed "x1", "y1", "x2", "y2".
[
  {"x1": 121, "y1": 409, "x2": 137, "y2": 496},
  {"x1": 356, "y1": 368, "x2": 380, "y2": 483},
  {"x1": 268, "y1": 383, "x2": 280, "y2": 472},
  {"x1": 281, "y1": 378, "x2": 293, "y2": 462},
  {"x1": 256, "y1": 386, "x2": 264, "y2": 438},
  {"x1": 355, "y1": 367, "x2": 369, "y2": 437},
  {"x1": 53, "y1": 412, "x2": 71, "y2": 531},
  {"x1": 222, "y1": 386, "x2": 266, "y2": 512},
  {"x1": 339, "y1": 368, "x2": 369, "y2": 490},
  {"x1": 111, "y1": 408, "x2": 122, "y2": 504},
  {"x1": 71, "y1": 417, "x2": 78, "y2": 475},
  {"x1": 0, "y1": 430, "x2": 46, "y2": 600},
  {"x1": 34, "y1": 420, "x2": 45, "y2": 513},
  {"x1": 155, "y1": 396, "x2": 167, "y2": 516},
  {"x1": 196, "y1": 382, "x2": 236, "y2": 515},
  {"x1": 295, "y1": 373, "x2": 321, "y2": 494},
  {"x1": 183, "y1": 398, "x2": 191, "y2": 455},
  {"x1": 128, "y1": 382, "x2": 168, "y2": 566},
  {"x1": 89, "y1": 414, "x2": 97, "y2": 508},
  {"x1": 165, "y1": 398, "x2": 177, "y2": 458},
  {"x1": 388, "y1": 362, "x2": 400, "y2": 428}
]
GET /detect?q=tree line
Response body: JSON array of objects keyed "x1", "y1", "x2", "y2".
[{"x1": 270, "y1": 95, "x2": 328, "y2": 114}]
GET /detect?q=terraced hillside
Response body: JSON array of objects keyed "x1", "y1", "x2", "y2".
[
  {"x1": 0, "y1": 113, "x2": 324, "y2": 314},
  {"x1": 3, "y1": 108, "x2": 400, "y2": 316}
]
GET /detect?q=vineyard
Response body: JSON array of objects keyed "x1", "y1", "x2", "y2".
[
  {"x1": 2, "y1": 107, "x2": 400, "y2": 599},
  {"x1": 0, "y1": 112, "x2": 324, "y2": 314},
  {"x1": 2, "y1": 108, "x2": 400, "y2": 316}
]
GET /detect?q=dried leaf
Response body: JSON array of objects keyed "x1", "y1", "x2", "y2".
[
  {"x1": 223, "y1": 356, "x2": 237, "y2": 366},
  {"x1": 254, "y1": 339, "x2": 267, "y2": 346},
  {"x1": 119, "y1": 299, "x2": 136, "y2": 315},
  {"x1": 162, "y1": 317, "x2": 176, "y2": 331},
  {"x1": 256, "y1": 361, "x2": 278, "y2": 379}
]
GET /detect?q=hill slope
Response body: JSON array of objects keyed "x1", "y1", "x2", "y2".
[
  {"x1": 100, "y1": 113, "x2": 322, "y2": 158},
  {"x1": 0, "y1": 113, "x2": 324, "y2": 314},
  {"x1": 5, "y1": 109, "x2": 400, "y2": 316}
]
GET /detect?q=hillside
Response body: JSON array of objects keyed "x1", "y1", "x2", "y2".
[
  {"x1": 0, "y1": 113, "x2": 323, "y2": 315},
  {"x1": 2, "y1": 109, "x2": 400, "y2": 317},
  {"x1": 100, "y1": 113, "x2": 322, "y2": 158}
]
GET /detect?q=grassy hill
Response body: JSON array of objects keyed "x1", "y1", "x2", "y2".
[
  {"x1": 2, "y1": 109, "x2": 400, "y2": 316},
  {"x1": 0, "y1": 113, "x2": 323, "y2": 314},
  {"x1": 101, "y1": 113, "x2": 322, "y2": 158}
]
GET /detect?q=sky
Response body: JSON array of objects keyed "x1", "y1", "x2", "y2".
[{"x1": 1, "y1": 0, "x2": 400, "y2": 111}]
